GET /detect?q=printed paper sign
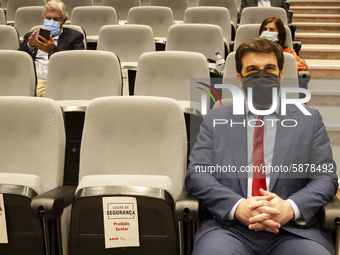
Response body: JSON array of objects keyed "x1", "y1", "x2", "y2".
[
  {"x1": 121, "y1": 69, "x2": 129, "y2": 96},
  {"x1": 0, "y1": 194, "x2": 8, "y2": 243},
  {"x1": 102, "y1": 197, "x2": 139, "y2": 249}
]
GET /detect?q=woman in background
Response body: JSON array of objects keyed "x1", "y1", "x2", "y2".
[{"x1": 259, "y1": 16, "x2": 308, "y2": 71}]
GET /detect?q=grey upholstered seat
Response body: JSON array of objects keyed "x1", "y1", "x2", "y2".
[
  {"x1": 0, "y1": 97, "x2": 65, "y2": 254},
  {"x1": 0, "y1": 50, "x2": 36, "y2": 96},
  {"x1": 0, "y1": 25, "x2": 19, "y2": 50},
  {"x1": 14, "y1": 6, "x2": 44, "y2": 40}
]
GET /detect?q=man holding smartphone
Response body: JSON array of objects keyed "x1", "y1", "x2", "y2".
[{"x1": 18, "y1": 0, "x2": 84, "y2": 97}]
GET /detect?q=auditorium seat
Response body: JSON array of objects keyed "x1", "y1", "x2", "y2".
[
  {"x1": 240, "y1": 6, "x2": 288, "y2": 25},
  {"x1": 127, "y1": 6, "x2": 174, "y2": 50},
  {"x1": 184, "y1": 6, "x2": 232, "y2": 54},
  {"x1": 63, "y1": 0, "x2": 93, "y2": 23},
  {"x1": 14, "y1": 6, "x2": 44, "y2": 41},
  {"x1": 70, "y1": 6, "x2": 118, "y2": 48},
  {"x1": 97, "y1": 24, "x2": 155, "y2": 95},
  {"x1": 102, "y1": 0, "x2": 141, "y2": 24},
  {"x1": 166, "y1": 23, "x2": 225, "y2": 77},
  {"x1": 0, "y1": 25, "x2": 19, "y2": 50},
  {"x1": 45, "y1": 50, "x2": 122, "y2": 186},
  {"x1": 198, "y1": 0, "x2": 238, "y2": 38},
  {"x1": 0, "y1": 8, "x2": 6, "y2": 24},
  {"x1": 150, "y1": 0, "x2": 188, "y2": 22},
  {"x1": 0, "y1": 96, "x2": 67, "y2": 255},
  {"x1": 0, "y1": 50, "x2": 36, "y2": 96},
  {"x1": 6, "y1": 0, "x2": 45, "y2": 25}
]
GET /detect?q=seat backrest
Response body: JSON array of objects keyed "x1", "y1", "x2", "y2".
[
  {"x1": 0, "y1": 97, "x2": 65, "y2": 191},
  {"x1": 0, "y1": 51, "x2": 36, "y2": 96},
  {"x1": 234, "y1": 24, "x2": 293, "y2": 50},
  {"x1": 0, "y1": 8, "x2": 6, "y2": 24},
  {"x1": 97, "y1": 24, "x2": 155, "y2": 62},
  {"x1": 45, "y1": 50, "x2": 122, "y2": 100},
  {"x1": 6, "y1": 0, "x2": 45, "y2": 23},
  {"x1": 102, "y1": 0, "x2": 141, "y2": 21},
  {"x1": 198, "y1": 0, "x2": 238, "y2": 29},
  {"x1": 79, "y1": 96, "x2": 187, "y2": 200},
  {"x1": 0, "y1": 25, "x2": 19, "y2": 49},
  {"x1": 222, "y1": 52, "x2": 298, "y2": 99},
  {"x1": 166, "y1": 23, "x2": 224, "y2": 60},
  {"x1": 184, "y1": 6, "x2": 231, "y2": 44},
  {"x1": 14, "y1": 6, "x2": 44, "y2": 39},
  {"x1": 240, "y1": 6, "x2": 288, "y2": 25},
  {"x1": 150, "y1": 0, "x2": 188, "y2": 20},
  {"x1": 134, "y1": 51, "x2": 210, "y2": 101},
  {"x1": 70, "y1": 6, "x2": 118, "y2": 36},
  {"x1": 127, "y1": 6, "x2": 174, "y2": 38},
  {"x1": 64, "y1": 0, "x2": 93, "y2": 21}
]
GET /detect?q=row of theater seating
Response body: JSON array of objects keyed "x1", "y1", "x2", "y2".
[
  {"x1": 0, "y1": 5, "x2": 294, "y2": 50},
  {"x1": 1, "y1": 0, "x2": 242, "y2": 25},
  {"x1": 0, "y1": 95, "x2": 194, "y2": 255}
]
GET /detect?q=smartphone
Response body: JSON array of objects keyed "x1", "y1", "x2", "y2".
[{"x1": 38, "y1": 28, "x2": 50, "y2": 42}]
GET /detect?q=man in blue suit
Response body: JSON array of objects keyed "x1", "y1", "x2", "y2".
[{"x1": 186, "y1": 38, "x2": 337, "y2": 255}]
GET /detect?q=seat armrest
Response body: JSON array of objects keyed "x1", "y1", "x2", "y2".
[
  {"x1": 293, "y1": 41, "x2": 302, "y2": 56},
  {"x1": 288, "y1": 23, "x2": 296, "y2": 40},
  {"x1": 321, "y1": 196, "x2": 340, "y2": 230},
  {"x1": 174, "y1": 189, "x2": 199, "y2": 222},
  {"x1": 298, "y1": 71, "x2": 311, "y2": 91},
  {"x1": 31, "y1": 186, "x2": 76, "y2": 220}
]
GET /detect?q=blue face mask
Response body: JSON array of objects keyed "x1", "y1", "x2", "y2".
[
  {"x1": 260, "y1": 31, "x2": 278, "y2": 42},
  {"x1": 43, "y1": 19, "x2": 61, "y2": 36}
]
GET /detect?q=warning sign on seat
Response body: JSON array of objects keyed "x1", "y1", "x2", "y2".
[{"x1": 102, "y1": 197, "x2": 139, "y2": 249}]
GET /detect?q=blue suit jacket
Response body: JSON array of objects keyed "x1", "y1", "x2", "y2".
[{"x1": 185, "y1": 104, "x2": 338, "y2": 252}]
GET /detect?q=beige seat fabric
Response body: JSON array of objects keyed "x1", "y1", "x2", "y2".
[
  {"x1": 102, "y1": 0, "x2": 141, "y2": 21},
  {"x1": 6, "y1": 0, "x2": 45, "y2": 25},
  {"x1": 127, "y1": 6, "x2": 174, "y2": 38},
  {"x1": 97, "y1": 24, "x2": 155, "y2": 62},
  {"x1": 199, "y1": 0, "x2": 238, "y2": 30},
  {"x1": 134, "y1": 51, "x2": 210, "y2": 101},
  {"x1": 240, "y1": 6, "x2": 288, "y2": 25},
  {"x1": 0, "y1": 51, "x2": 36, "y2": 96},
  {"x1": 70, "y1": 6, "x2": 118, "y2": 42},
  {"x1": 79, "y1": 96, "x2": 187, "y2": 200},
  {"x1": 14, "y1": 6, "x2": 44, "y2": 40},
  {"x1": 45, "y1": 50, "x2": 122, "y2": 100},
  {"x1": 150, "y1": 0, "x2": 188, "y2": 21},
  {"x1": 0, "y1": 25, "x2": 19, "y2": 50},
  {"x1": 166, "y1": 23, "x2": 225, "y2": 60},
  {"x1": 184, "y1": 6, "x2": 232, "y2": 46}
]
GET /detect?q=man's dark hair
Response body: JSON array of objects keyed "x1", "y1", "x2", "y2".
[
  {"x1": 259, "y1": 16, "x2": 286, "y2": 49},
  {"x1": 235, "y1": 37, "x2": 284, "y2": 74}
]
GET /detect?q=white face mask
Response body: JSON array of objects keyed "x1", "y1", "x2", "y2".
[{"x1": 260, "y1": 31, "x2": 279, "y2": 42}]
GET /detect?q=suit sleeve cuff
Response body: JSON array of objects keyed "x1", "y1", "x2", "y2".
[
  {"x1": 286, "y1": 199, "x2": 301, "y2": 220},
  {"x1": 225, "y1": 198, "x2": 244, "y2": 220},
  {"x1": 27, "y1": 43, "x2": 34, "y2": 52}
]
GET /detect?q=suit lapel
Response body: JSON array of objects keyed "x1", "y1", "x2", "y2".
[
  {"x1": 269, "y1": 106, "x2": 299, "y2": 191},
  {"x1": 57, "y1": 28, "x2": 68, "y2": 48},
  {"x1": 226, "y1": 106, "x2": 248, "y2": 197}
]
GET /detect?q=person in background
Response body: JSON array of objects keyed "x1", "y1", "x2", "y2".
[
  {"x1": 259, "y1": 16, "x2": 308, "y2": 71},
  {"x1": 18, "y1": 0, "x2": 84, "y2": 97},
  {"x1": 240, "y1": 0, "x2": 292, "y2": 23}
]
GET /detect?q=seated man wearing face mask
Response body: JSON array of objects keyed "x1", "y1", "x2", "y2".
[
  {"x1": 186, "y1": 37, "x2": 337, "y2": 255},
  {"x1": 18, "y1": 0, "x2": 84, "y2": 97}
]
